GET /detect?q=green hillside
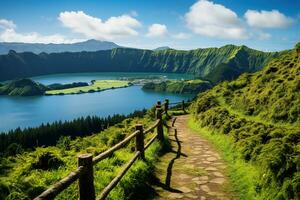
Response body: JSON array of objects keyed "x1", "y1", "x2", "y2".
[
  {"x1": 0, "y1": 110, "x2": 160, "y2": 200},
  {"x1": 142, "y1": 79, "x2": 212, "y2": 94},
  {"x1": 0, "y1": 79, "x2": 47, "y2": 96},
  {"x1": 191, "y1": 43, "x2": 300, "y2": 199},
  {"x1": 0, "y1": 45, "x2": 281, "y2": 83}
]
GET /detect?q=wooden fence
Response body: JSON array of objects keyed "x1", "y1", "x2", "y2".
[{"x1": 34, "y1": 99, "x2": 186, "y2": 200}]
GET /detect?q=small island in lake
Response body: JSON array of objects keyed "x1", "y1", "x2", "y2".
[{"x1": 142, "y1": 79, "x2": 212, "y2": 94}]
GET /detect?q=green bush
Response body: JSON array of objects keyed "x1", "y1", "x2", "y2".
[{"x1": 31, "y1": 151, "x2": 64, "y2": 170}]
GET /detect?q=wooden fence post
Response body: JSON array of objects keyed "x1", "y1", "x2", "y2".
[
  {"x1": 135, "y1": 124, "x2": 145, "y2": 160},
  {"x1": 182, "y1": 100, "x2": 185, "y2": 113},
  {"x1": 156, "y1": 103, "x2": 164, "y2": 142},
  {"x1": 164, "y1": 99, "x2": 169, "y2": 116},
  {"x1": 157, "y1": 101, "x2": 161, "y2": 107},
  {"x1": 78, "y1": 154, "x2": 95, "y2": 200}
]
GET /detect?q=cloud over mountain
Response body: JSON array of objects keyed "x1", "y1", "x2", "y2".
[
  {"x1": 185, "y1": 0, "x2": 248, "y2": 40},
  {"x1": 245, "y1": 9, "x2": 294, "y2": 28},
  {"x1": 58, "y1": 11, "x2": 141, "y2": 40},
  {"x1": 0, "y1": 18, "x2": 77, "y2": 44},
  {"x1": 146, "y1": 23, "x2": 168, "y2": 38}
]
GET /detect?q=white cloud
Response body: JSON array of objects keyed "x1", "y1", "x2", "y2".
[
  {"x1": 58, "y1": 11, "x2": 141, "y2": 40},
  {"x1": 245, "y1": 10, "x2": 294, "y2": 28},
  {"x1": 172, "y1": 32, "x2": 191, "y2": 39},
  {"x1": 0, "y1": 19, "x2": 16, "y2": 30},
  {"x1": 0, "y1": 18, "x2": 82, "y2": 44},
  {"x1": 185, "y1": 0, "x2": 248, "y2": 40},
  {"x1": 146, "y1": 24, "x2": 168, "y2": 38},
  {"x1": 0, "y1": 28, "x2": 81, "y2": 44}
]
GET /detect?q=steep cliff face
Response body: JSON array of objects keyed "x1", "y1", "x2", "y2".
[{"x1": 0, "y1": 45, "x2": 281, "y2": 82}]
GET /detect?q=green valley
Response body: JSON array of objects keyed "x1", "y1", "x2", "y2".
[{"x1": 1, "y1": 1, "x2": 299, "y2": 200}]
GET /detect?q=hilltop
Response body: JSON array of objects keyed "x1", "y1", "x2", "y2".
[
  {"x1": 191, "y1": 43, "x2": 300, "y2": 199},
  {"x1": 0, "y1": 78, "x2": 47, "y2": 96},
  {"x1": 0, "y1": 44, "x2": 282, "y2": 82},
  {"x1": 153, "y1": 46, "x2": 171, "y2": 51}
]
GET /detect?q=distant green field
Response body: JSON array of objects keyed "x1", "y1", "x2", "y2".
[{"x1": 46, "y1": 80, "x2": 130, "y2": 95}]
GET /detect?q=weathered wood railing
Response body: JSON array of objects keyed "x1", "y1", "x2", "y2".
[{"x1": 34, "y1": 99, "x2": 184, "y2": 200}]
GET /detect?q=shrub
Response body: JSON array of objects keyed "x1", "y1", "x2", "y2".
[
  {"x1": 30, "y1": 151, "x2": 64, "y2": 170},
  {"x1": 6, "y1": 143, "x2": 24, "y2": 156}
]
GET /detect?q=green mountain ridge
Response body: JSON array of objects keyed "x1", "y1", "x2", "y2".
[
  {"x1": 0, "y1": 44, "x2": 282, "y2": 82},
  {"x1": 191, "y1": 43, "x2": 300, "y2": 199}
]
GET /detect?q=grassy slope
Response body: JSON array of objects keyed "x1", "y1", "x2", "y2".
[
  {"x1": 190, "y1": 43, "x2": 300, "y2": 199},
  {"x1": 46, "y1": 80, "x2": 130, "y2": 95},
  {"x1": 0, "y1": 109, "x2": 163, "y2": 200},
  {"x1": 142, "y1": 79, "x2": 212, "y2": 94}
]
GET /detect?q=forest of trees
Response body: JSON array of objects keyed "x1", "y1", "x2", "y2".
[{"x1": 0, "y1": 109, "x2": 147, "y2": 155}]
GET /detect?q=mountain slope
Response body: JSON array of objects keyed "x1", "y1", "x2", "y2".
[
  {"x1": 191, "y1": 43, "x2": 300, "y2": 199},
  {"x1": 0, "y1": 39, "x2": 119, "y2": 54},
  {"x1": 0, "y1": 45, "x2": 281, "y2": 82},
  {"x1": 0, "y1": 78, "x2": 47, "y2": 96}
]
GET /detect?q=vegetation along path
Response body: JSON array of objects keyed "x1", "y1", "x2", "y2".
[{"x1": 152, "y1": 115, "x2": 234, "y2": 200}]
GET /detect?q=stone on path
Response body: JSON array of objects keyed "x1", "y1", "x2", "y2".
[
  {"x1": 151, "y1": 115, "x2": 235, "y2": 200},
  {"x1": 211, "y1": 178, "x2": 226, "y2": 184},
  {"x1": 168, "y1": 193, "x2": 184, "y2": 199}
]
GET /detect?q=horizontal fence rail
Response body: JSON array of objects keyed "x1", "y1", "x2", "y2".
[
  {"x1": 93, "y1": 130, "x2": 139, "y2": 165},
  {"x1": 34, "y1": 99, "x2": 185, "y2": 200}
]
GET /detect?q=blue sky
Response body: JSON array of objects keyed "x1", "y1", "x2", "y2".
[{"x1": 0, "y1": 0, "x2": 299, "y2": 51}]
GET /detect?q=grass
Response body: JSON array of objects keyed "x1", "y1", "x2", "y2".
[
  {"x1": 188, "y1": 117, "x2": 260, "y2": 200},
  {"x1": 46, "y1": 80, "x2": 130, "y2": 95},
  {"x1": 216, "y1": 96, "x2": 298, "y2": 130}
]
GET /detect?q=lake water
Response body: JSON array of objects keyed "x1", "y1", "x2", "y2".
[{"x1": 0, "y1": 72, "x2": 194, "y2": 132}]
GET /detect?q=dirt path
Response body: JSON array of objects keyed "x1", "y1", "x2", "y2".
[{"x1": 151, "y1": 115, "x2": 234, "y2": 200}]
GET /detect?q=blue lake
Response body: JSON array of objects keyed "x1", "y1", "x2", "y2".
[{"x1": 0, "y1": 73, "x2": 194, "y2": 132}]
